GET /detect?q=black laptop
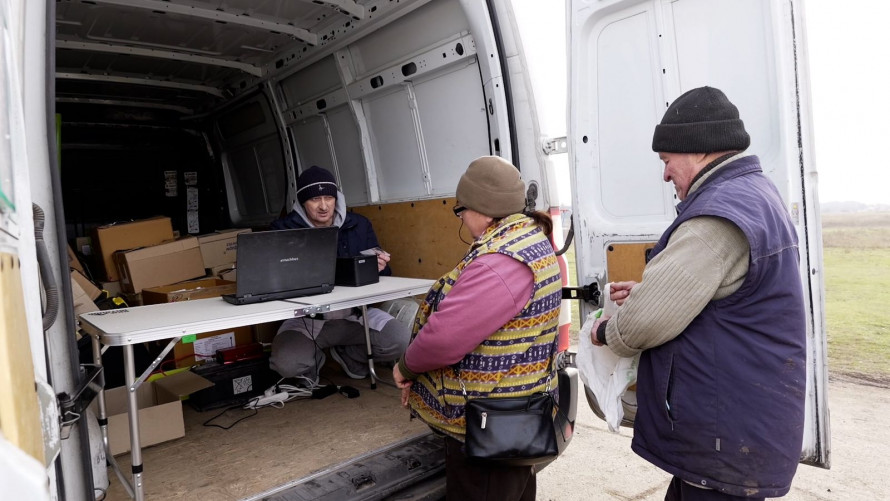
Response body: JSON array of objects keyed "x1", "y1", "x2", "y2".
[{"x1": 222, "y1": 227, "x2": 338, "y2": 305}]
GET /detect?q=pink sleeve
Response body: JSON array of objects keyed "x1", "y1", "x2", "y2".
[{"x1": 403, "y1": 253, "x2": 534, "y2": 374}]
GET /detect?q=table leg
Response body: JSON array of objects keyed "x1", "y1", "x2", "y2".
[
  {"x1": 361, "y1": 305, "x2": 398, "y2": 389},
  {"x1": 361, "y1": 305, "x2": 377, "y2": 389},
  {"x1": 123, "y1": 345, "x2": 145, "y2": 501},
  {"x1": 92, "y1": 335, "x2": 135, "y2": 499}
]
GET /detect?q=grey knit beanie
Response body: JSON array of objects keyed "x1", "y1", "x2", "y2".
[
  {"x1": 456, "y1": 156, "x2": 526, "y2": 218},
  {"x1": 296, "y1": 165, "x2": 338, "y2": 204},
  {"x1": 652, "y1": 86, "x2": 750, "y2": 153}
]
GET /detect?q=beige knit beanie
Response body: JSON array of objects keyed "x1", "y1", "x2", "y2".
[{"x1": 456, "y1": 156, "x2": 526, "y2": 218}]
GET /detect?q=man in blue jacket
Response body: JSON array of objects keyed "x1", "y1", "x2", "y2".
[
  {"x1": 592, "y1": 87, "x2": 807, "y2": 500},
  {"x1": 269, "y1": 166, "x2": 409, "y2": 384}
]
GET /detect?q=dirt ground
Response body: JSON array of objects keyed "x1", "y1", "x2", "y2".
[{"x1": 536, "y1": 374, "x2": 890, "y2": 501}]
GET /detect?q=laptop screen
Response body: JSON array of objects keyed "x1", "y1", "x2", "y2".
[{"x1": 234, "y1": 227, "x2": 338, "y2": 299}]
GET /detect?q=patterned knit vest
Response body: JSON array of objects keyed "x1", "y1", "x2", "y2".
[{"x1": 407, "y1": 214, "x2": 562, "y2": 440}]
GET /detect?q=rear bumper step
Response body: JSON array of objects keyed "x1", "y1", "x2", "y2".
[{"x1": 248, "y1": 432, "x2": 446, "y2": 501}]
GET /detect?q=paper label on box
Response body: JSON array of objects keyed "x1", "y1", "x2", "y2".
[
  {"x1": 187, "y1": 210, "x2": 199, "y2": 234},
  {"x1": 165, "y1": 170, "x2": 178, "y2": 197},
  {"x1": 182, "y1": 334, "x2": 197, "y2": 344},
  {"x1": 232, "y1": 375, "x2": 254, "y2": 395},
  {"x1": 192, "y1": 332, "x2": 235, "y2": 362}
]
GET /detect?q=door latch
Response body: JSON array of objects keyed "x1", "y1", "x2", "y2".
[{"x1": 562, "y1": 282, "x2": 601, "y2": 305}]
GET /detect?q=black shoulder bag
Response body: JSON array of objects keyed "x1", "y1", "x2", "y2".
[{"x1": 460, "y1": 350, "x2": 575, "y2": 466}]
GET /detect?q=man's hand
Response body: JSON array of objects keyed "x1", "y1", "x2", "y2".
[
  {"x1": 591, "y1": 315, "x2": 609, "y2": 346},
  {"x1": 610, "y1": 281, "x2": 636, "y2": 306},
  {"x1": 393, "y1": 364, "x2": 413, "y2": 408},
  {"x1": 377, "y1": 250, "x2": 391, "y2": 272},
  {"x1": 590, "y1": 281, "x2": 636, "y2": 346}
]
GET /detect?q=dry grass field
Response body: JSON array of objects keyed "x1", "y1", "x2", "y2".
[{"x1": 821, "y1": 211, "x2": 890, "y2": 384}]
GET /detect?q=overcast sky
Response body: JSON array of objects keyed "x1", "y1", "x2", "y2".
[
  {"x1": 512, "y1": 0, "x2": 890, "y2": 205},
  {"x1": 806, "y1": 0, "x2": 890, "y2": 204}
]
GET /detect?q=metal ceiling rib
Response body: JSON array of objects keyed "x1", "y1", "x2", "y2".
[
  {"x1": 55, "y1": 97, "x2": 195, "y2": 115},
  {"x1": 83, "y1": 0, "x2": 318, "y2": 45},
  {"x1": 53, "y1": 0, "x2": 422, "y2": 119},
  {"x1": 311, "y1": 0, "x2": 367, "y2": 20},
  {"x1": 56, "y1": 39, "x2": 264, "y2": 77},
  {"x1": 56, "y1": 72, "x2": 226, "y2": 98}
]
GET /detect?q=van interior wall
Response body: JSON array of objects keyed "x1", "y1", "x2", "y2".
[
  {"x1": 352, "y1": 198, "x2": 467, "y2": 279},
  {"x1": 59, "y1": 121, "x2": 226, "y2": 245}
]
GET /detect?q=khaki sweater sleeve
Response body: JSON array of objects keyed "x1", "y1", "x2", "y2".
[{"x1": 604, "y1": 216, "x2": 749, "y2": 358}]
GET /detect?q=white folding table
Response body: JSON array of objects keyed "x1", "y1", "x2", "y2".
[{"x1": 79, "y1": 276, "x2": 434, "y2": 501}]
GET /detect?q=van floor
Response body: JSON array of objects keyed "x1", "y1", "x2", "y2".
[{"x1": 103, "y1": 366, "x2": 429, "y2": 500}]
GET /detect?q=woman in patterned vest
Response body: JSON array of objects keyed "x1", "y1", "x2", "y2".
[{"x1": 393, "y1": 156, "x2": 562, "y2": 501}]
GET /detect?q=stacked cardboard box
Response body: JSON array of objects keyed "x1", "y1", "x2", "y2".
[
  {"x1": 142, "y1": 278, "x2": 236, "y2": 304},
  {"x1": 114, "y1": 236, "x2": 206, "y2": 293},
  {"x1": 92, "y1": 216, "x2": 175, "y2": 281},
  {"x1": 197, "y1": 228, "x2": 250, "y2": 270}
]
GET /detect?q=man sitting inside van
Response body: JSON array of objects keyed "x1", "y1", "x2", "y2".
[{"x1": 269, "y1": 165, "x2": 408, "y2": 385}]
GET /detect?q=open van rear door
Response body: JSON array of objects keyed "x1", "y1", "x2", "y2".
[{"x1": 567, "y1": 0, "x2": 829, "y2": 467}]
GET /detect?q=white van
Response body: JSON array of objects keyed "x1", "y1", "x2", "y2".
[{"x1": 0, "y1": 0, "x2": 828, "y2": 499}]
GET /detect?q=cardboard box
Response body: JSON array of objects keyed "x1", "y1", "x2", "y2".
[
  {"x1": 71, "y1": 271, "x2": 99, "y2": 319},
  {"x1": 141, "y1": 278, "x2": 251, "y2": 367},
  {"x1": 142, "y1": 278, "x2": 236, "y2": 305},
  {"x1": 93, "y1": 217, "x2": 175, "y2": 281},
  {"x1": 173, "y1": 328, "x2": 254, "y2": 368},
  {"x1": 114, "y1": 237, "x2": 206, "y2": 293},
  {"x1": 102, "y1": 370, "x2": 213, "y2": 456},
  {"x1": 218, "y1": 267, "x2": 236, "y2": 282},
  {"x1": 70, "y1": 269, "x2": 102, "y2": 301},
  {"x1": 209, "y1": 263, "x2": 236, "y2": 279},
  {"x1": 67, "y1": 244, "x2": 85, "y2": 274},
  {"x1": 197, "y1": 228, "x2": 251, "y2": 269}
]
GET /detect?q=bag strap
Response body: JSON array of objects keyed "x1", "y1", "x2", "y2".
[{"x1": 456, "y1": 338, "x2": 560, "y2": 401}]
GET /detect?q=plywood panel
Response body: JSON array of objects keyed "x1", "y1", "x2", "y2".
[
  {"x1": 606, "y1": 242, "x2": 656, "y2": 283},
  {"x1": 0, "y1": 253, "x2": 45, "y2": 463},
  {"x1": 352, "y1": 198, "x2": 469, "y2": 279}
]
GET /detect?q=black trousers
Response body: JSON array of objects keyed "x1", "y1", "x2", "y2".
[
  {"x1": 665, "y1": 476, "x2": 765, "y2": 501},
  {"x1": 444, "y1": 436, "x2": 536, "y2": 501}
]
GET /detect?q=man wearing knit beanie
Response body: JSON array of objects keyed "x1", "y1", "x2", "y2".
[
  {"x1": 591, "y1": 87, "x2": 807, "y2": 500},
  {"x1": 296, "y1": 165, "x2": 339, "y2": 207},
  {"x1": 269, "y1": 165, "x2": 409, "y2": 386}
]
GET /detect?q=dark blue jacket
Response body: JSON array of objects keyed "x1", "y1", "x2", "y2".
[
  {"x1": 634, "y1": 156, "x2": 806, "y2": 497},
  {"x1": 270, "y1": 210, "x2": 391, "y2": 275}
]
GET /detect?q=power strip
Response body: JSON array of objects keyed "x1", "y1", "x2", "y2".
[{"x1": 246, "y1": 391, "x2": 289, "y2": 408}]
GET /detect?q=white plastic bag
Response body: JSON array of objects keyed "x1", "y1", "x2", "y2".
[{"x1": 576, "y1": 286, "x2": 639, "y2": 432}]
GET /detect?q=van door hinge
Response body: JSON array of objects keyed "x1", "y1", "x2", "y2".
[
  {"x1": 542, "y1": 136, "x2": 567, "y2": 155},
  {"x1": 562, "y1": 282, "x2": 601, "y2": 305},
  {"x1": 57, "y1": 364, "x2": 104, "y2": 439}
]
